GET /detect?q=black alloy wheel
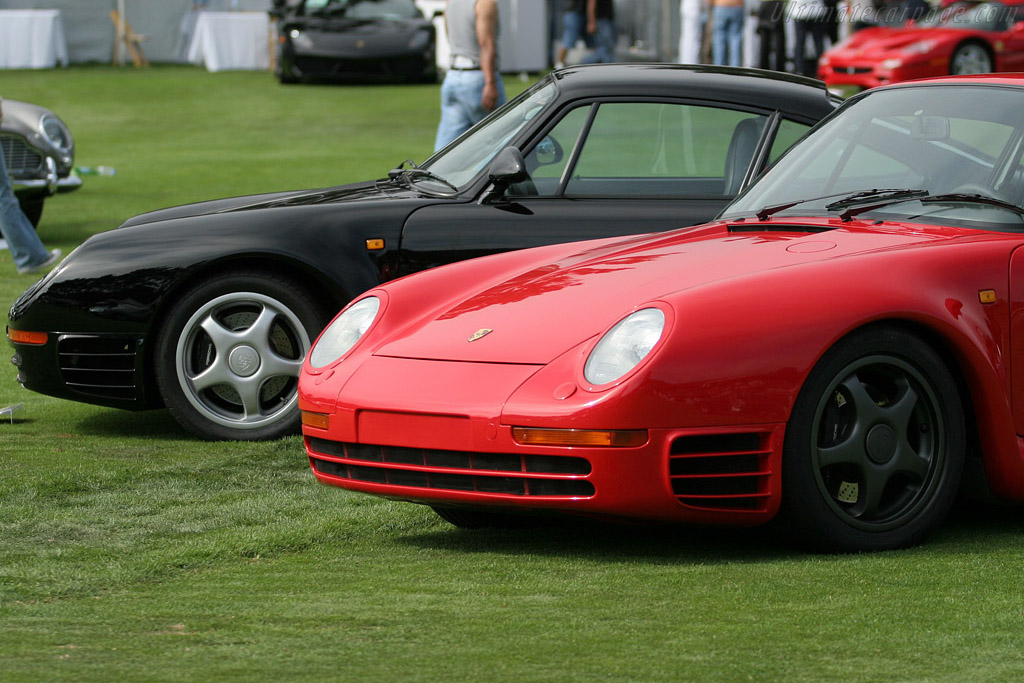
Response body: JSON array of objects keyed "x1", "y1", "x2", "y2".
[{"x1": 782, "y1": 327, "x2": 965, "y2": 552}]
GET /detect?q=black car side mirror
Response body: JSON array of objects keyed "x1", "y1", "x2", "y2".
[
  {"x1": 481, "y1": 146, "x2": 528, "y2": 203},
  {"x1": 489, "y1": 146, "x2": 529, "y2": 184}
]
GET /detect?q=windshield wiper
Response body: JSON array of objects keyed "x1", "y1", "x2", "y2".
[
  {"x1": 827, "y1": 189, "x2": 930, "y2": 222},
  {"x1": 401, "y1": 168, "x2": 459, "y2": 193},
  {"x1": 755, "y1": 189, "x2": 921, "y2": 221},
  {"x1": 921, "y1": 193, "x2": 1024, "y2": 216},
  {"x1": 386, "y1": 162, "x2": 459, "y2": 197},
  {"x1": 824, "y1": 188, "x2": 929, "y2": 211}
]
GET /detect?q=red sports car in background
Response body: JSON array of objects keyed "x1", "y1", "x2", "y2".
[
  {"x1": 819, "y1": 1, "x2": 1024, "y2": 90},
  {"x1": 300, "y1": 74, "x2": 1024, "y2": 553}
]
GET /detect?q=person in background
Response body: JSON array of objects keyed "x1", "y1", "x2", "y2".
[
  {"x1": 584, "y1": 0, "x2": 617, "y2": 63},
  {"x1": 791, "y1": 0, "x2": 828, "y2": 77},
  {"x1": 711, "y1": 0, "x2": 745, "y2": 66},
  {"x1": 555, "y1": 0, "x2": 589, "y2": 68},
  {"x1": 0, "y1": 97, "x2": 61, "y2": 275},
  {"x1": 757, "y1": 0, "x2": 787, "y2": 71},
  {"x1": 433, "y1": 0, "x2": 506, "y2": 151}
]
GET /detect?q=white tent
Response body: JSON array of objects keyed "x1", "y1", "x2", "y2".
[{"x1": 0, "y1": 0, "x2": 270, "y2": 64}]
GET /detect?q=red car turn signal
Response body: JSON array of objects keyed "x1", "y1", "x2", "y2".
[
  {"x1": 301, "y1": 411, "x2": 330, "y2": 430},
  {"x1": 512, "y1": 427, "x2": 648, "y2": 448}
]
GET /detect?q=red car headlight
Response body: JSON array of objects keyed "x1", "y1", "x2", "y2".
[
  {"x1": 583, "y1": 307, "x2": 666, "y2": 386},
  {"x1": 308, "y1": 296, "x2": 381, "y2": 368}
]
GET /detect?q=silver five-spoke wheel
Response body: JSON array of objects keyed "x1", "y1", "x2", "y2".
[{"x1": 156, "y1": 271, "x2": 328, "y2": 441}]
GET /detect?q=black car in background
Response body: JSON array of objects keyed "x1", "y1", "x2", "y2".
[
  {"x1": 1, "y1": 98, "x2": 80, "y2": 227},
  {"x1": 275, "y1": 0, "x2": 437, "y2": 84},
  {"x1": 7, "y1": 64, "x2": 841, "y2": 442}
]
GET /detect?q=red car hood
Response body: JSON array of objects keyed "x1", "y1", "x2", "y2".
[
  {"x1": 374, "y1": 220, "x2": 955, "y2": 365},
  {"x1": 829, "y1": 26, "x2": 960, "y2": 58}
]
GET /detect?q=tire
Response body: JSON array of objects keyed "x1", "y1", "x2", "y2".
[
  {"x1": 432, "y1": 506, "x2": 536, "y2": 529},
  {"x1": 155, "y1": 271, "x2": 328, "y2": 441},
  {"x1": 275, "y1": 61, "x2": 299, "y2": 85},
  {"x1": 950, "y1": 42, "x2": 992, "y2": 75},
  {"x1": 781, "y1": 327, "x2": 965, "y2": 552},
  {"x1": 18, "y1": 197, "x2": 44, "y2": 228}
]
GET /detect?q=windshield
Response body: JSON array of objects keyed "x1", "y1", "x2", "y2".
[
  {"x1": 418, "y1": 79, "x2": 557, "y2": 190},
  {"x1": 722, "y1": 85, "x2": 1024, "y2": 231},
  {"x1": 303, "y1": 0, "x2": 422, "y2": 19}
]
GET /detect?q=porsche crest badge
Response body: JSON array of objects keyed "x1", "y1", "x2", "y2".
[{"x1": 468, "y1": 328, "x2": 493, "y2": 342}]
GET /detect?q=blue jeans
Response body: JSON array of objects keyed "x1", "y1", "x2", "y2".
[
  {"x1": 561, "y1": 11, "x2": 592, "y2": 51},
  {"x1": 581, "y1": 18, "x2": 616, "y2": 63},
  {"x1": 434, "y1": 69, "x2": 507, "y2": 151},
  {"x1": 712, "y1": 5, "x2": 744, "y2": 67},
  {"x1": 0, "y1": 143, "x2": 50, "y2": 270}
]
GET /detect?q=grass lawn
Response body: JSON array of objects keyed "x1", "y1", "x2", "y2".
[{"x1": 4, "y1": 66, "x2": 1024, "y2": 681}]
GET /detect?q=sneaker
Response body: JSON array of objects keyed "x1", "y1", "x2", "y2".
[{"x1": 17, "y1": 248, "x2": 62, "y2": 275}]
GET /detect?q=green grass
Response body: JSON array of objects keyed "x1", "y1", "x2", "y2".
[{"x1": 4, "y1": 66, "x2": 1024, "y2": 681}]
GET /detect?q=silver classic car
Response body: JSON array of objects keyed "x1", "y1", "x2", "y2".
[{"x1": 1, "y1": 98, "x2": 80, "y2": 227}]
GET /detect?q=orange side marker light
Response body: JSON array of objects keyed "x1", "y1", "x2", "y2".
[
  {"x1": 512, "y1": 427, "x2": 648, "y2": 448},
  {"x1": 7, "y1": 328, "x2": 48, "y2": 345},
  {"x1": 301, "y1": 411, "x2": 330, "y2": 430}
]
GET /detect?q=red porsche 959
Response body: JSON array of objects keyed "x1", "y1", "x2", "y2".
[{"x1": 300, "y1": 74, "x2": 1024, "y2": 552}]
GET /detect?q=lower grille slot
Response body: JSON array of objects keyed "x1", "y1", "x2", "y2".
[
  {"x1": 309, "y1": 438, "x2": 594, "y2": 498},
  {"x1": 57, "y1": 335, "x2": 141, "y2": 401},
  {"x1": 669, "y1": 433, "x2": 772, "y2": 511}
]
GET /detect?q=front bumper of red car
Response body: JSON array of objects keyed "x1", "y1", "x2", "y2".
[{"x1": 301, "y1": 356, "x2": 785, "y2": 527}]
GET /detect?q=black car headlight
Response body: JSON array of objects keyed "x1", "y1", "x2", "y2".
[
  {"x1": 408, "y1": 29, "x2": 432, "y2": 51},
  {"x1": 289, "y1": 29, "x2": 315, "y2": 51}
]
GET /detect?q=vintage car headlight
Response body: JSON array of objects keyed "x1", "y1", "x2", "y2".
[
  {"x1": 584, "y1": 308, "x2": 665, "y2": 386},
  {"x1": 40, "y1": 113, "x2": 72, "y2": 153},
  {"x1": 309, "y1": 296, "x2": 380, "y2": 368}
]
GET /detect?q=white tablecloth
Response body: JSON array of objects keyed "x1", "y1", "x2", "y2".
[
  {"x1": 0, "y1": 10, "x2": 69, "y2": 69},
  {"x1": 187, "y1": 11, "x2": 270, "y2": 72}
]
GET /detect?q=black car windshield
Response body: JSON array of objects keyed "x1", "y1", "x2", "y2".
[
  {"x1": 722, "y1": 85, "x2": 1024, "y2": 231},
  {"x1": 417, "y1": 80, "x2": 557, "y2": 190},
  {"x1": 303, "y1": 0, "x2": 422, "y2": 19}
]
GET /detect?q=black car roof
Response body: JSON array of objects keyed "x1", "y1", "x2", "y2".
[{"x1": 548, "y1": 63, "x2": 841, "y2": 117}]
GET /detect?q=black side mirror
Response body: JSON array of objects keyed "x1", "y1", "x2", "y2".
[
  {"x1": 480, "y1": 146, "x2": 529, "y2": 203},
  {"x1": 489, "y1": 146, "x2": 528, "y2": 185}
]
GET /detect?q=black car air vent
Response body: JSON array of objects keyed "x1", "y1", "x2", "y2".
[{"x1": 727, "y1": 224, "x2": 833, "y2": 234}]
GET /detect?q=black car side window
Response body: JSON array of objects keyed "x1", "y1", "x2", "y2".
[
  {"x1": 514, "y1": 106, "x2": 591, "y2": 197},
  {"x1": 561, "y1": 102, "x2": 767, "y2": 197},
  {"x1": 768, "y1": 119, "x2": 812, "y2": 165}
]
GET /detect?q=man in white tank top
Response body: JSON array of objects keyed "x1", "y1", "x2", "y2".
[{"x1": 433, "y1": 0, "x2": 507, "y2": 151}]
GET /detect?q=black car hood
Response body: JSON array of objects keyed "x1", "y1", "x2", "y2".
[
  {"x1": 119, "y1": 179, "x2": 413, "y2": 228},
  {"x1": 288, "y1": 17, "x2": 431, "y2": 55},
  {"x1": 295, "y1": 16, "x2": 430, "y2": 34}
]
